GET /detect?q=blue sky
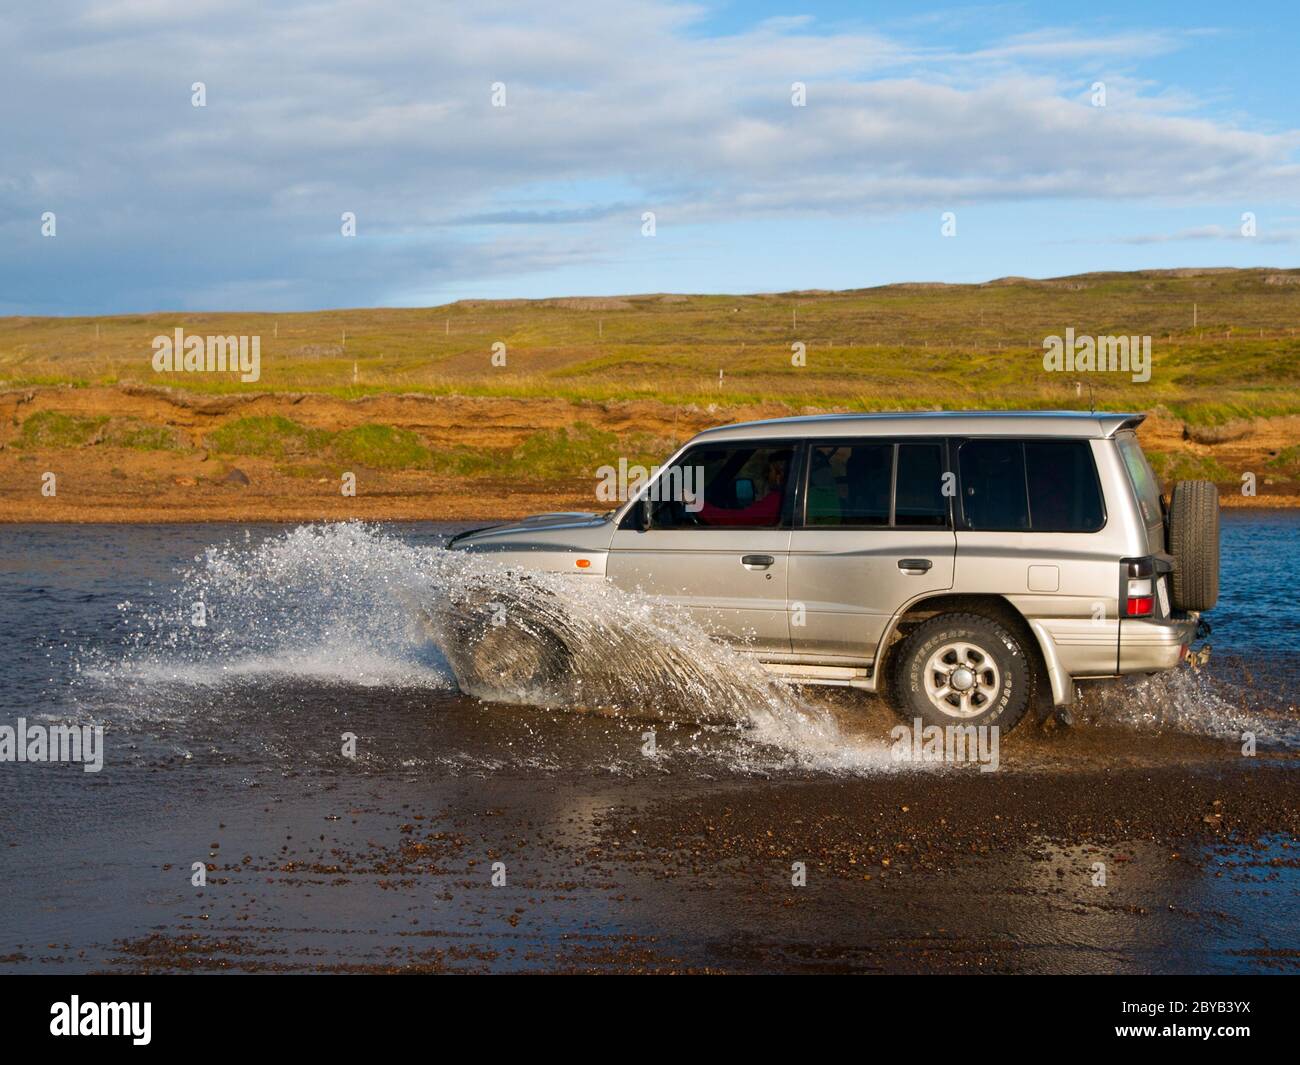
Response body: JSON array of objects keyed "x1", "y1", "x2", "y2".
[{"x1": 2, "y1": 0, "x2": 1297, "y2": 314}]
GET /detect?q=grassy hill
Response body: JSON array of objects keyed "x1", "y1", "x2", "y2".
[
  {"x1": 2, "y1": 267, "x2": 1298, "y2": 521},
  {"x1": 3, "y1": 267, "x2": 1298, "y2": 426}
]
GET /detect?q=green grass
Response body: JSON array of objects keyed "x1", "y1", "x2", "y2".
[
  {"x1": 506, "y1": 423, "x2": 666, "y2": 481},
  {"x1": 207, "y1": 415, "x2": 330, "y2": 458},
  {"x1": 15, "y1": 408, "x2": 445, "y2": 471},
  {"x1": 15, "y1": 411, "x2": 186, "y2": 451},
  {"x1": 2, "y1": 268, "x2": 1298, "y2": 421},
  {"x1": 509, "y1": 423, "x2": 615, "y2": 480},
  {"x1": 420, "y1": 423, "x2": 668, "y2": 481},
  {"x1": 102, "y1": 420, "x2": 185, "y2": 451},
  {"x1": 1163, "y1": 400, "x2": 1265, "y2": 427},
  {"x1": 15, "y1": 411, "x2": 106, "y2": 448},
  {"x1": 1266, "y1": 444, "x2": 1300, "y2": 480},
  {"x1": 332, "y1": 424, "x2": 430, "y2": 470},
  {"x1": 1146, "y1": 451, "x2": 1232, "y2": 484},
  {"x1": 202, "y1": 415, "x2": 655, "y2": 475}
]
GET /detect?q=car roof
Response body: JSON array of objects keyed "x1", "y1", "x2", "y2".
[{"x1": 692, "y1": 410, "x2": 1144, "y2": 443}]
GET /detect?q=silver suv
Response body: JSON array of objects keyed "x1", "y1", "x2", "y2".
[{"x1": 447, "y1": 411, "x2": 1219, "y2": 732}]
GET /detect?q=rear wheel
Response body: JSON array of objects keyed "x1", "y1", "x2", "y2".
[{"x1": 889, "y1": 612, "x2": 1032, "y2": 732}]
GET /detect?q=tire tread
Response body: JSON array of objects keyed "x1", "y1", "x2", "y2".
[{"x1": 1168, "y1": 480, "x2": 1219, "y2": 612}]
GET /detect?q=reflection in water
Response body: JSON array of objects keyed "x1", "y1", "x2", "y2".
[{"x1": 1005, "y1": 834, "x2": 1299, "y2": 974}]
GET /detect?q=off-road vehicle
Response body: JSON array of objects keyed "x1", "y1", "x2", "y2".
[{"x1": 447, "y1": 411, "x2": 1218, "y2": 732}]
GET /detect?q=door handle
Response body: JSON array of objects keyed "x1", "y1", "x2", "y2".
[
  {"x1": 741, "y1": 554, "x2": 775, "y2": 569},
  {"x1": 897, "y1": 558, "x2": 932, "y2": 575}
]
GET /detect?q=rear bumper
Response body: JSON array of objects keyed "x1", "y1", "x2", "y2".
[
  {"x1": 1118, "y1": 613, "x2": 1199, "y2": 673},
  {"x1": 1028, "y1": 612, "x2": 1201, "y2": 707}
]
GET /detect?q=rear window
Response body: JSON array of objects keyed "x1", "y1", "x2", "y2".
[
  {"x1": 959, "y1": 439, "x2": 1104, "y2": 532},
  {"x1": 1116, "y1": 434, "x2": 1163, "y2": 527}
]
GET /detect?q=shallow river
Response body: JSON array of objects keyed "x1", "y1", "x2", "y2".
[{"x1": 0, "y1": 514, "x2": 1296, "y2": 973}]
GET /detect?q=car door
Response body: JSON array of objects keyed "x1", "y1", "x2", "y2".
[
  {"x1": 606, "y1": 441, "x2": 797, "y2": 654},
  {"x1": 787, "y1": 439, "x2": 956, "y2": 662}
]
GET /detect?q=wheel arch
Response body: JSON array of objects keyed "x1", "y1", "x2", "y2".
[{"x1": 874, "y1": 592, "x2": 1071, "y2": 708}]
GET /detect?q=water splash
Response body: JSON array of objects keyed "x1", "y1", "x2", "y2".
[
  {"x1": 1076, "y1": 666, "x2": 1300, "y2": 750},
  {"x1": 98, "y1": 523, "x2": 884, "y2": 772},
  {"x1": 109, "y1": 524, "x2": 452, "y2": 690}
]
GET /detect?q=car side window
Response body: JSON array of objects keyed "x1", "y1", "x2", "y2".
[
  {"x1": 1024, "y1": 441, "x2": 1104, "y2": 532},
  {"x1": 804, "y1": 441, "x2": 949, "y2": 528},
  {"x1": 645, "y1": 444, "x2": 795, "y2": 529},
  {"x1": 959, "y1": 440, "x2": 1030, "y2": 530},
  {"x1": 895, "y1": 443, "x2": 948, "y2": 526},
  {"x1": 807, "y1": 443, "x2": 891, "y2": 525},
  {"x1": 959, "y1": 439, "x2": 1103, "y2": 532}
]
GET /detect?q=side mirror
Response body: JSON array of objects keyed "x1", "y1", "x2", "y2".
[{"x1": 637, "y1": 496, "x2": 653, "y2": 531}]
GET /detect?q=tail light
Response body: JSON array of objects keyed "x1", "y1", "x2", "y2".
[
  {"x1": 1121, "y1": 557, "x2": 1165, "y2": 618},
  {"x1": 1126, "y1": 592, "x2": 1154, "y2": 616}
]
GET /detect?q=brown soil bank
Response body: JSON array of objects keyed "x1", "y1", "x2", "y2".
[{"x1": 1, "y1": 385, "x2": 1297, "y2": 522}]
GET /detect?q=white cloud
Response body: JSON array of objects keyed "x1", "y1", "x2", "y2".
[
  {"x1": 2, "y1": 1, "x2": 1296, "y2": 309},
  {"x1": 1114, "y1": 225, "x2": 1300, "y2": 245}
]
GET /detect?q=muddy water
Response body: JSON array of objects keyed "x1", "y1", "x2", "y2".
[{"x1": 0, "y1": 515, "x2": 1296, "y2": 973}]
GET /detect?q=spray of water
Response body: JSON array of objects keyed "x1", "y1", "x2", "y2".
[
  {"x1": 1076, "y1": 665, "x2": 1299, "y2": 749},
  {"x1": 101, "y1": 523, "x2": 886, "y2": 772},
  {"x1": 86, "y1": 523, "x2": 1300, "y2": 773}
]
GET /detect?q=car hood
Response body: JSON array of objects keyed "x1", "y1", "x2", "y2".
[{"x1": 447, "y1": 511, "x2": 613, "y2": 549}]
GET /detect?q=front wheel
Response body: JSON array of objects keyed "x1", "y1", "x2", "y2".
[
  {"x1": 888, "y1": 612, "x2": 1032, "y2": 732},
  {"x1": 464, "y1": 616, "x2": 570, "y2": 696}
]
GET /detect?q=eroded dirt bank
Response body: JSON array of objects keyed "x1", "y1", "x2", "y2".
[{"x1": 1, "y1": 385, "x2": 1297, "y2": 522}]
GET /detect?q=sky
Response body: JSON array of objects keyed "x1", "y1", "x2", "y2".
[{"x1": 2, "y1": 0, "x2": 1297, "y2": 314}]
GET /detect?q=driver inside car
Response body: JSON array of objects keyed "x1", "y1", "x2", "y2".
[{"x1": 697, "y1": 451, "x2": 791, "y2": 527}]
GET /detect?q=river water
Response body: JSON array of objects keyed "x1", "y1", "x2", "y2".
[{"x1": 0, "y1": 513, "x2": 1296, "y2": 972}]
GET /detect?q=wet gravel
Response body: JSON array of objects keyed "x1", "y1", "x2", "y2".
[{"x1": 4, "y1": 708, "x2": 1296, "y2": 974}]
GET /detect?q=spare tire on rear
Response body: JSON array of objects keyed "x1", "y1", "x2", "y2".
[{"x1": 1167, "y1": 480, "x2": 1219, "y2": 611}]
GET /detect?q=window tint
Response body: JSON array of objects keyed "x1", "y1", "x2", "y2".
[
  {"x1": 895, "y1": 443, "x2": 948, "y2": 526},
  {"x1": 959, "y1": 439, "x2": 1103, "y2": 532},
  {"x1": 806, "y1": 443, "x2": 891, "y2": 526},
  {"x1": 1024, "y1": 441, "x2": 1104, "y2": 532},
  {"x1": 959, "y1": 440, "x2": 1029, "y2": 530},
  {"x1": 646, "y1": 444, "x2": 794, "y2": 529},
  {"x1": 803, "y1": 441, "x2": 950, "y2": 528}
]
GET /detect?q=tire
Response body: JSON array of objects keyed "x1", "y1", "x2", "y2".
[
  {"x1": 1167, "y1": 480, "x2": 1219, "y2": 612},
  {"x1": 888, "y1": 612, "x2": 1032, "y2": 732},
  {"x1": 430, "y1": 588, "x2": 571, "y2": 699},
  {"x1": 465, "y1": 615, "x2": 569, "y2": 694}
]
